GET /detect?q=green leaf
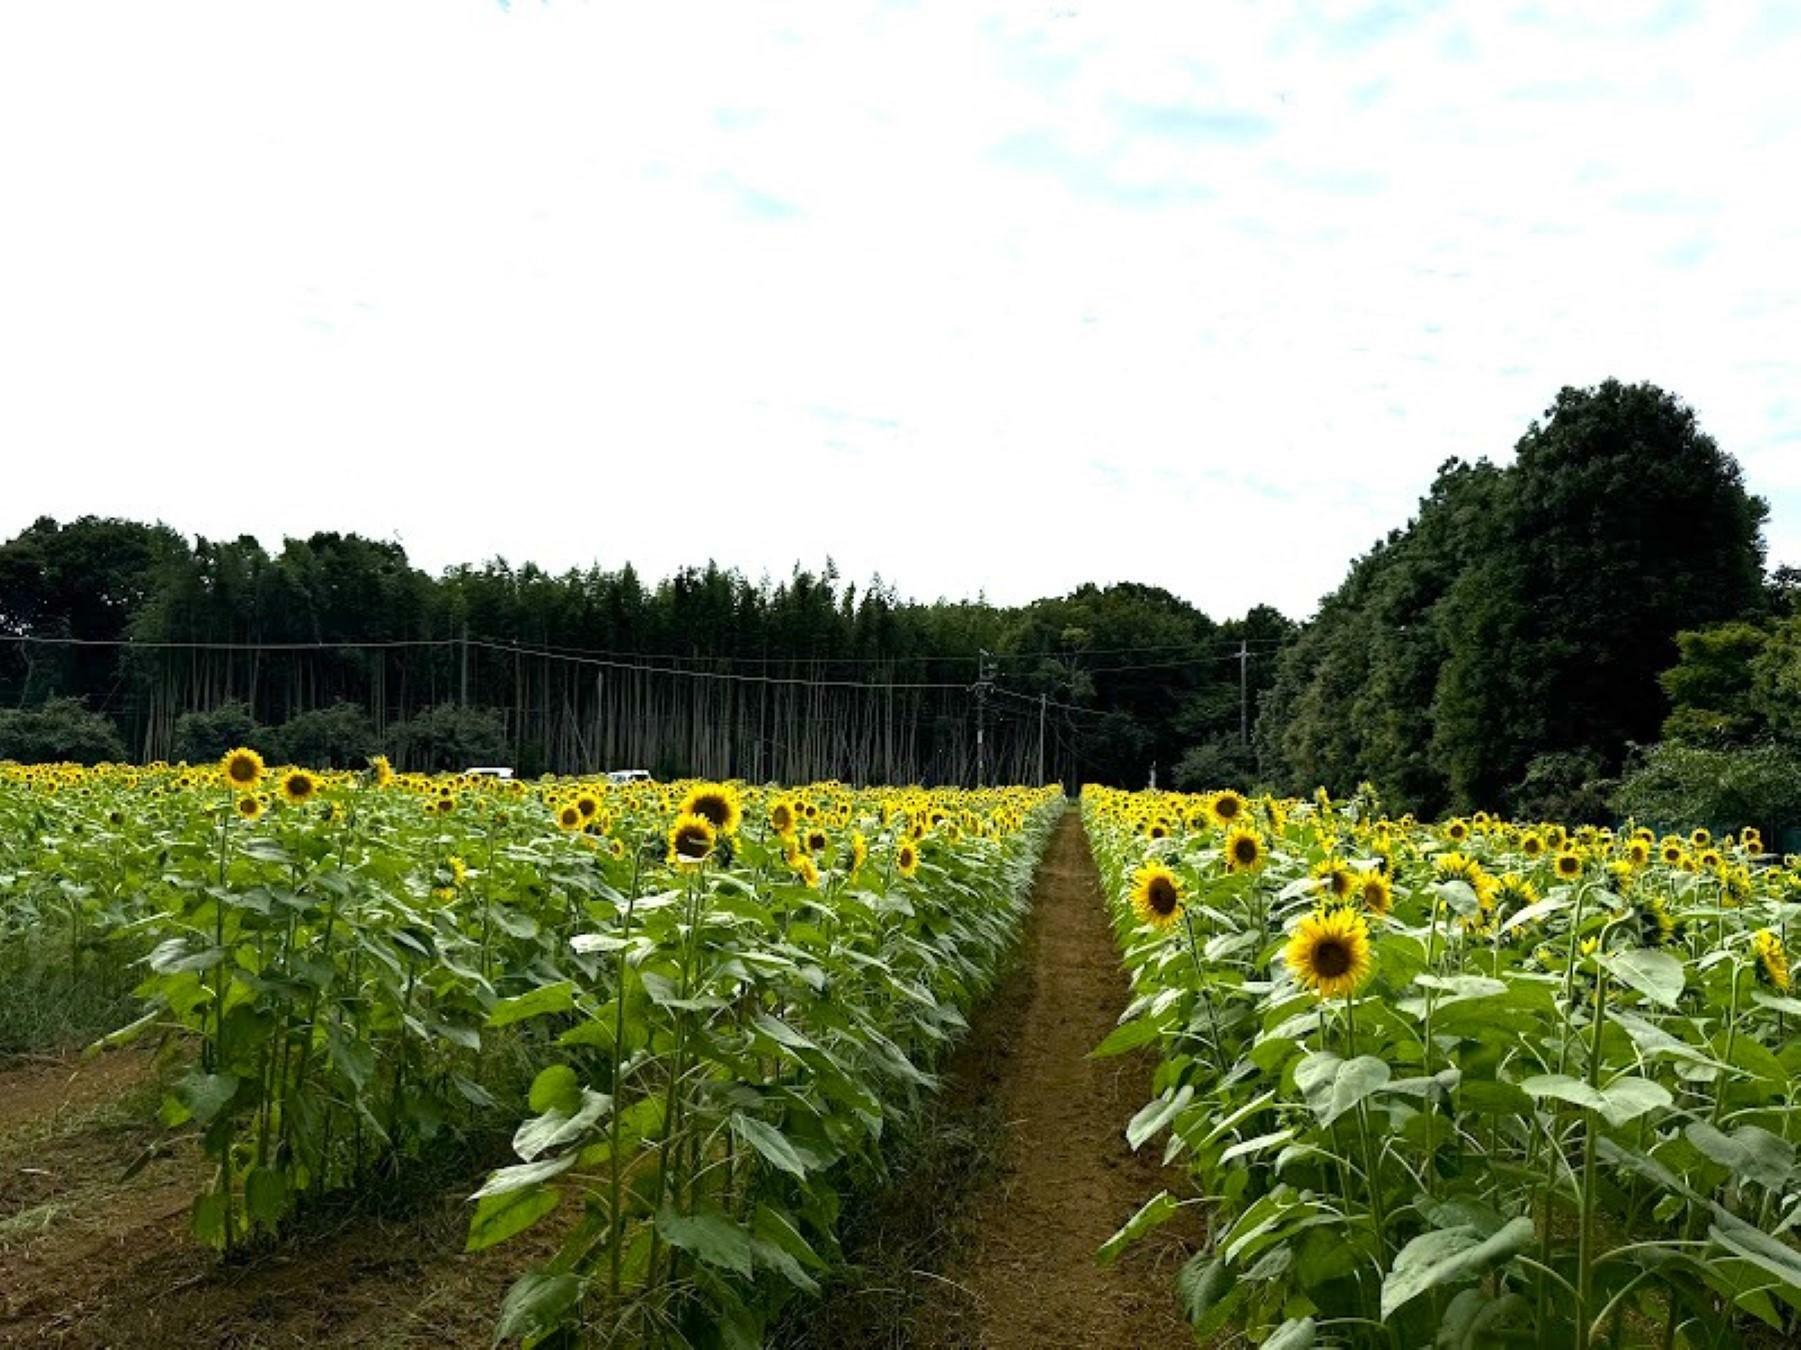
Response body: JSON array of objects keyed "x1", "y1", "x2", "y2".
[
  {"x1": 1596, "y1": 1076, "x2": 1673, "y2": 1127},
  {"x1": 1089, "y1": 1017, "x2": 1163, "y2": 1058},
  {"x1": 487, "y1": 980, "x2": 575, "y2": 1027},
  {"x1": 175, "y1": 1070, "x2": 239, "y2": 1125},
  {"x1": 528, "y1": 1064, "x2": 582, "y2": 1115},
  {"x1": 1264, "y1": 1317, "x2": 1316, "y2": 1350},
  {"x1": 514, "y1": 1090, "x2": 611, "y2": 1163},
  {"x1": 655, "y1": 1201, "x2": 754, "y2": 1278},
  {"x1": 1098, "y1": 1190, "x2": 1178, "y2": 1266},
  {"x1": 731, "y1": 1113, "x2": 810, "y2": 1179},
  {"x1": 1601, "y1": 948, "x2": 1685, "y2": 1008},
  {"x1": 244, "y1": 1165, "x2": 288, "y2": 1226},
  {"x1": 1296, "y1": 1052, "x2": 1391, "y2": 1126},
  {"x1": 1126, "y1": 1085, "x2": 1194, "y2": 1150},
  {"x1": 467, "y1": 1183, "x2": 563, "y2": 1252},
  {"x1": 1709, "y1": 1213, "x2": 1801, "y2": 1299},
  {"x1": 1380, "y1": 1217, "x2": 1534, "y2": 1318},
  {"x1": 1176, "y1": 1254, "x2": 1242, "y2": 1338},
  {"x1": 494, "y1": 1271, "x2": 584, "y2": 1345},
  {"x1": 472, "y1": 1154, "x2": 575, "y2": 1199}
]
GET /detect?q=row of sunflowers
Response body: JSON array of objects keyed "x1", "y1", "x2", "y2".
[
  {"x1": 1084, "y1": 783, "x2": 1801, "y2": 1350},
  {"x1": 0, "y1": 753, "x2": 1062, "y2": 1345}
]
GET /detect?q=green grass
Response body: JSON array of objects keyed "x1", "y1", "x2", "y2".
[{"x1": 0, "y1": 943, "x2": 144, "y2": 1059}]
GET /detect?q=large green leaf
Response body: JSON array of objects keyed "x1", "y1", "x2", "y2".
[
  {"x1": 487, "y1": 980, "x2": 575, "y2": 1027},
  {"x1": 1296, "y1": 1051, "x2": 1391, "y2": 1126},
  {"x1": 1380, "y1": 1217, "x2": 1534, "y2": 1318},
  {"x1": 1098, "y1": 1190, "x2": 1178, "y2": 1266},
  {"x1": 656, "y1": 1201, "x2": 755, "y2": 1277},
  {"x1": 1126, "y1": 1085, "x2": 1194, "y2": 1150},
  {"x1": 1601, "y1": 949, "x2": 1685, "y2": 1008},
  {"x1": 731, "y1": 1113, "x2": 811, "y2": 1179},
  {"x1": 467, "y1": 1182, "x2": 563, "y2": 1252}
]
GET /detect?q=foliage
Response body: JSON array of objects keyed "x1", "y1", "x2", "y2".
[
  {"x1": 172, "y1": 701, "x2": 270, "y2": 764},
  {"x1": 385, "y1": 703, "x2": 509, "y2": 771},
  {"x1": 0, "y1": 697, "x2": 128, "y2": 764},
  {"x1": 270, "y1": 700, "x2": 379, "y2": 768},
  {"x1": 1260, "y1": 381, "x2": 1768, "y2": 814},
  {"x1": 0, "y1": 759, "x2": 1059, "y2": 1344},
  {"x1": 1613, "y1": 742, "x2": 1801, "y2": 840},
  {"x1": 1086, "y1": 782, "x2": 1801, "y2": 1349}
]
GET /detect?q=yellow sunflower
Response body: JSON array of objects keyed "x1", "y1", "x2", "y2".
[
  {"x1": 235, "y1": 793, "x2": 265, "y2": 821},
  {"x1": 1285, "y1": 907, "x2": 1374, "y2": 999},
  {"x1": 895, "y1": 840, "x2": 920, "y2": 878},
  {"x1": 845, "y1": 831, "x2": 868, "y2": 875},
  {"x1": 769, "y1": 798, "x2": 798, "y2": 838},
  {"x1": 667, "y1": 811, "x2": 716, "y2": 867},
  {"x1": 369, "y1": 754, "x2": 395, "y2": 787},
  {"x1": 1130, "y1": 864, "x2": 1184, "y2": 930},
  {"x1": 1554, "y1": 850, "x2": 1583, "y2": 881},
  {"x1": 1222, "y1": 826, "x2": 1266, "y2": 874},
  {"x1": 1357, "y1": 869, "x2": 1393, "y2": 917},
  {"x1": 554, "y1": 800, "x2": 583, "y2": 832},
  {"x1": 1208, "y1": 790, "x2": 1249, "y2": 829},
  {"x1": 1753, "y1": 929, "x2": 1791, "y2": 992},
  {"x1": 279, "y1": 769, "x2": 319, "y2": 806},
  {"x1": 681, "y1": 782, "x2": 742, "y2": 837},
  {"x1": 221, "y1": 747, "x2": 264, "y2": 790}
]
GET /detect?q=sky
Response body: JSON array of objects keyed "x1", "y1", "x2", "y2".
[{"x1": 3, "y1": 1, "x2": 1799, "y2": 621}]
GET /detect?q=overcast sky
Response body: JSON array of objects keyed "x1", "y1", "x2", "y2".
[{"x1": 4, "y1": 1, "x2": 1799, "y2": 620}]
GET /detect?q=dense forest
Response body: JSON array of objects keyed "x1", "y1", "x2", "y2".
[{"x1": 3, "y1": 378, "x2": 1794, "y2": 831}]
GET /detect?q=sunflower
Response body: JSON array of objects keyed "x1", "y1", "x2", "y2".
[
  {"x1": 895, "y1": 840, "x2": 920, "y2": 878},
  {"x1": 1753, "y1": 929, "x2": 1791, "y2": 992},
  {"x1": 235, "y1": 793, "x2": 265, "y2": 821},
  {"x1": 1659, "y1": 838, "x2": 1685, "y2": 867},
  {"x1": 574, "y1": 791, "x2": 601, "y2": 821},
  {"x1": 805, "y1": 827, "x2": 829, "y2": 854},
  {"x1": 1357, "y1": 869, "x2": 1393, "y2": 917},
  {"x1": 1691, "y1": 827, "x2": 1711, "y2": 847},
  {"x1": 1285, "y1": 907, "x2": 1373, "y2": 999},
  {"x1": 667, "y1": 811, "x2": 716, "y2": 867},
  {"x1": 1222, "y1": 826, "x2": 1266, "y2": 874},
  {"x1": 280, "y1": 769, "x2": 320, "y2": 806},
  {"x1": 221, "y1": 747, "x2": 264, "y2": 790},
  {"x1": 681, "y1": 782, "x2": 742, "y2": 837},
  {"x1": 1312, "y1": 859, "x2": 1357, "y2": 903},
  {"x1": 1130, "y1": 864, "x2": 1184, "y2": 930},
  {"x1": 792, "y1": 852, "x2": 821, "y2": 888},
  {"x1": 1553, "y1": 851, "x2": 1583, "y2": 881},
  {"x1": 1636, "y1": 896, "x2": 1678, "y2": 948},
  {"x1": 369, "y1": 754, "x2": 395, "y2": 787},
  {"x1": 1622, "y1": 838, "x2": 1651, "y2": 869},
  {"x1": 554, "y1": 801, "x2": 583, "y2": 832},
  {"x1": 1208, "y1": 790, "x2": 1249, "y2": 829},
  {"x1": 845, "y1": 831, "x2": 868, "y2": 875},
  {"x1": 446, "y1": 855, "x2": 469, "y2": 887},
  {"x1": 1444, "y1": 818, "x2": 1471, "y2": 845},
  {"x1": 434, "y1": 793, "x2": 457, "y2": 815},
  {"x1": 769, "y1": 798, "x2": 798, "y2": 838},
  {"x1": 1520, "y1": 832, "x2": 1545, "y2": 860}
]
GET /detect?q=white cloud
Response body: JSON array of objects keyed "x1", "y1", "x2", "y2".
[{"x1": 1, "y1": 0, "x2": 1797, "y2": 618}]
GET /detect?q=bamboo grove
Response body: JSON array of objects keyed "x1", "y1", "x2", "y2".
[
  {"x1": 1085, "y1": 784, "x2": 1801, "y2": 1348},
  {"x1": 0, "y1": 756, "x2": 1060, "y2": 1344}
]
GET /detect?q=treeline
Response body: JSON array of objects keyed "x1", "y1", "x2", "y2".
[
  {"x1": 1255, "y1": 379, "x2": 1779, "y2": 826},
  {"x1": 0, "y1": 521, "x2": 1289, "y2": 785},
  {"x1": 1, "y1": 378, "x2": 1789, "y2": 818}
]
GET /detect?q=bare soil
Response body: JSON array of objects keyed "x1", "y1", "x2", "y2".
[{"x1": 921, "y1": 811, "x2": 1199, "y2": 1349}]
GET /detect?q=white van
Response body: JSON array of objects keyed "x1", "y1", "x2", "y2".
[{"x1": 606, "y1": 768, "x2": 653, "y2": 785}]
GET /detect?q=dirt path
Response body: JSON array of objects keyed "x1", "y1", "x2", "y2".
[{"x1": 937, "y1": 810, "x2": 1197, "y2": 1350}]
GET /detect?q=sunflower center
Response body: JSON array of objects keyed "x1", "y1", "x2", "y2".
[
  {"x1": 1312, "y1": 938, "x2": 1352, "y2": 978},
  {"x1": 1233, "y1": 838, "x2": 1258, "y2": 864},
  {"x1": 1148, "y1": 877, "x2": 1178, "y2": 915}
]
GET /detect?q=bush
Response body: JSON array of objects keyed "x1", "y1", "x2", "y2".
[
  {"x1": 0, "y1": 697, "x2": 127, "y2": 764},
  {"x1": 269, "y1": 702, "x2": 378, "y2": 768},
  {"x1": 1173, "y1": 737, "x2": 1257, "y2": 792},
  {"x1": 172, "y1": 701, "x2": 269, "y2": 765},
  {"x1": 1612, "y1": 741, "x2": 1801, "y2": 840},
  {"x1": 387, "y1": 703, "x2": 509, "y2": 772},
  {"x1": 1506, "y1": 751, "x2": 1615, "y2": 824}
]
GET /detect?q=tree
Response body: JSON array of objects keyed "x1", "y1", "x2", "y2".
[
  {"x1": 172, "y1": 702, "x2": 269, "y2": 765},
  {"x1": 269, "y1": 702, "x2": 379, "y2": 768},
  {"x1": 388, "y1": 704, "x2": 509, "y2": 773},
  {"x1": 0, "y1": 698, "x2": 127, "y2": 764}
]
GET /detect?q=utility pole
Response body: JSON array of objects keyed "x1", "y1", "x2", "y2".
[
  {"x1": 1238, "y1": 638, "x2": 1250, "y2": 745},
  {"x1": 460, "y1": 621, "x2": 470, "y2": 708},
  {"x1": 1037, "y1": 691, "x2": 1047, "y2": 785},
  {"x1": 974, "y1": 649, "x2": 994, "y2": 787}
]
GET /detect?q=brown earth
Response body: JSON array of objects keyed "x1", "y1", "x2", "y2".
[{"x1": 926, "y1": 811, "x2": 1199, "y2": 1350}]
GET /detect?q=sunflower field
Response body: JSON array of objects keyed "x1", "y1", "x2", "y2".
[
  {"x1": 0, "y1": 756, "x2": 1060, "y2": 1345},
  {"x1": 1085, "y1": 784, "x2": 1801, "y2": 1349}
]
